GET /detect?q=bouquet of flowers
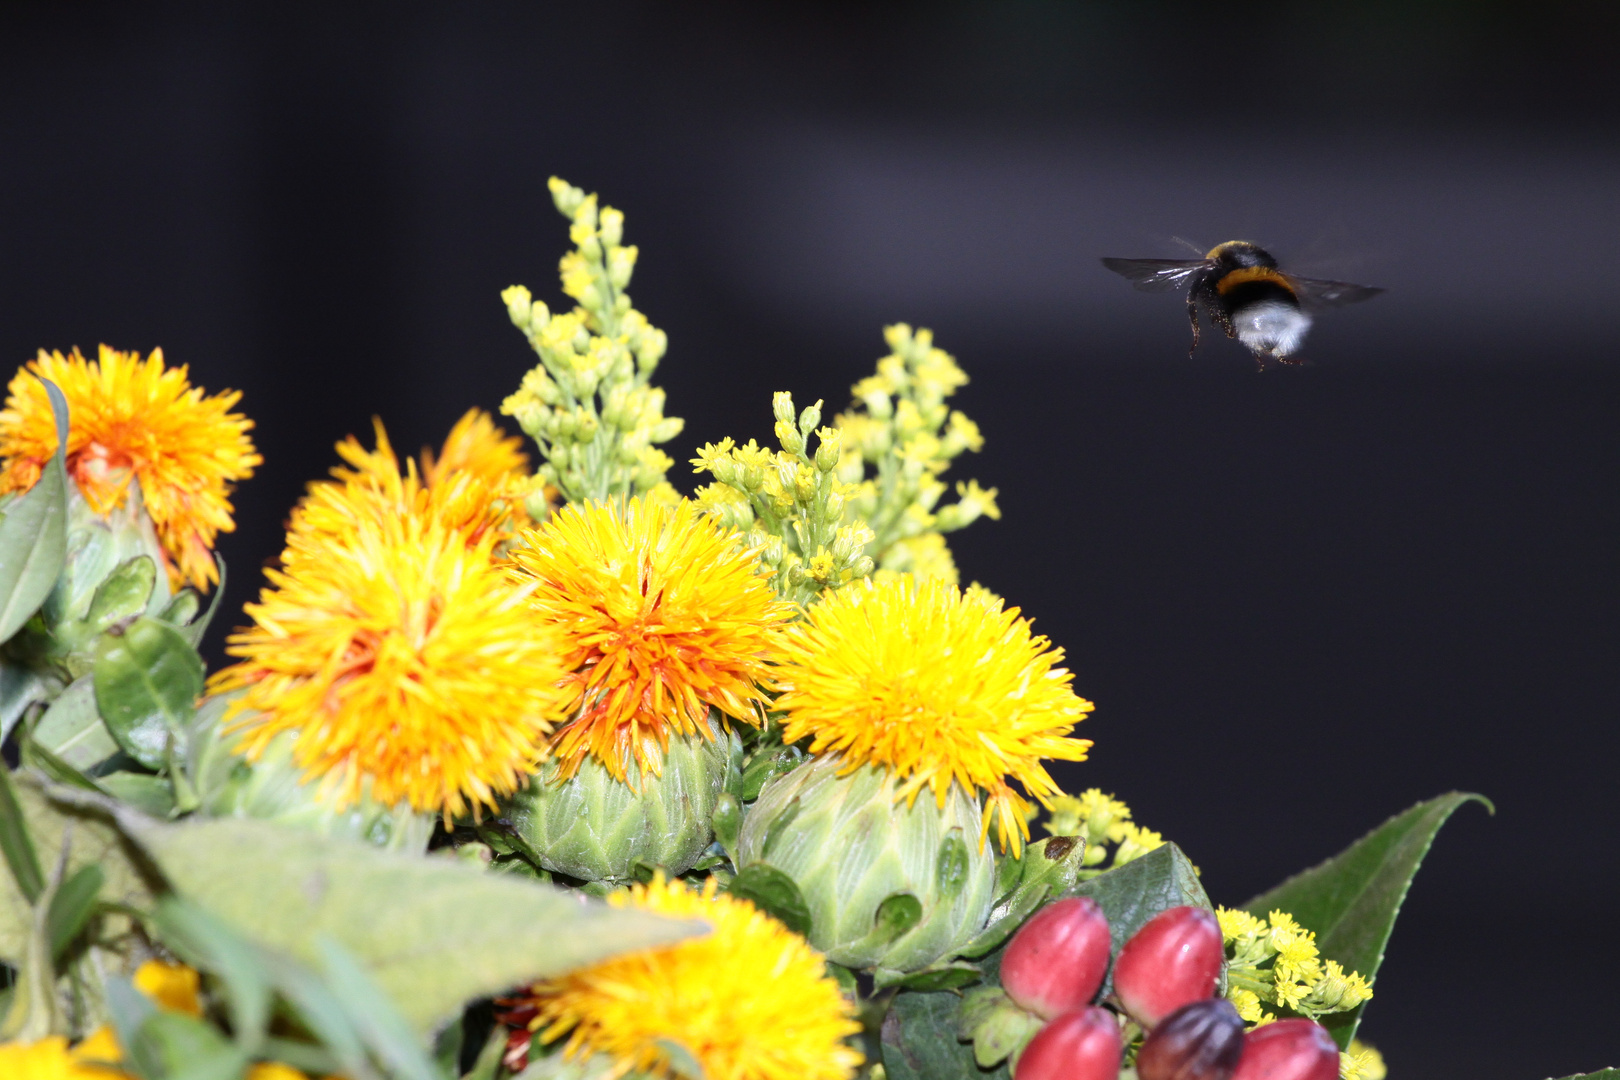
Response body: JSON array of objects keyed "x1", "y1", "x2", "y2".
[{"x1": 0, "y1": 179, "x2": 1596, "y2": 1080}]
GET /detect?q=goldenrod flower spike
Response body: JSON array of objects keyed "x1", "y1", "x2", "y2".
[
  {"x1": 210, "y1": 449, "x2": 570, "y2": 821},
  {"x1": 0, "y1": 345, "x2": 259, "y2": 591},
  {"x1": 506, "y1": 496, "x2": 793, "y2": 784},
  {"x1": 522, "y1": 874, "x2": 862, "y2": 1080},
  {"x1": 774, "y1": 575, "x2": 1094, "y2": 853}
]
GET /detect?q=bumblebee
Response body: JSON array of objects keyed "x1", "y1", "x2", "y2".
[{"x1": 1102, "y1": 241, "x2": 1382, "y2": 368}]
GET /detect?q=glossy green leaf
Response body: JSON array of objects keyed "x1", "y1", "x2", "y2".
[
  {"x1": 94, "y1": 616, "x2": 204, "y2": 769},
  {"x1": 0, "y1": 774, "x2": 161, "y2": 965},
  {"x1": 31, "y1": 675, "x2": 119, "y2": 770},
  {"x1": 1549, "y1": 1071, "x2": 1620, "y2": 1079},
  {"x1": 45, "y1": 863, "x2": 103, "y2": 959},
  {"x1": 0, "y1": 766, "x2": 46, "y2": 904},
  {"x1": 1243, "y1": 792, "x2": 1491, "y2": 1049},
  {"x1": 0, "y1": 379, "x2": 69, "y2": 644},
  {"x1": 109, "y1": 809, "x2": 709, "y2": 1031},
  {"x1": 1072, "y1": 843, "x2": 1211, "y2": 998}
]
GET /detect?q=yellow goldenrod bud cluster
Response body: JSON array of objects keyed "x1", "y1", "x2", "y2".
[
  {"x1": 1215, "y1": 907, "x2": 1374, "y2": 1025},
  {"x1": 692, "y1": 390, "x2": 875, "y2": 606},
  {"x1": 1043, "y1": 788, "x2": 1167, "y2": 877},
  {"x1": 833, "y1": 324, "x2": 999, "y2": 585},
  {"x1": 500, "y1": 177, "x2": 682, "y2": 510}
]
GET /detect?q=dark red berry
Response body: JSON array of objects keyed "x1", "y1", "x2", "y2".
[
  {"x1": 1113, "y1": 905, "x2": 1224, "y2": 1027},
  {"x1": 1230, "y1": 1019, "x2": 1340, "y2": 1080},
  {"x1": 1135, "y1": 998, "x2": 1245, "y2": 1080},
  {"x1": 1013, "y1": 1007, "x2": 1123, "y2": 1080},
  {"x1": 1001, "y1": 897, "x2": 1113, "y2": 1020}
]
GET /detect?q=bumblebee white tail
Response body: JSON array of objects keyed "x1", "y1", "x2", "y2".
[{"x1": 1235, "y1": 302, "x2": 1312, "y2": 358}]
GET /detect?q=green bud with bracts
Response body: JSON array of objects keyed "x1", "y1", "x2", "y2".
[
  {"x1": 734, "y1": 754, "x2": 997, "y2": 975},
  {"x1": 504, "y1": 713, "x2": 741, "y2": 884}
]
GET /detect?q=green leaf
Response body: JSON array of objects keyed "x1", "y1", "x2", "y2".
[
  {"x1": 0, "y1": 774, "x2": 161, "y2": 966},
  {"x1": 107, "y1": 809, "x2": 709, "y2": 1031},
  {"x1": 1072, "y1": 843, "x2": 1211, "y2": 998},
  {"x1": 0, "y1": 379, "x2": 69, "y2": 645},
  {"x1": 45, "y1": 862, "x2": 103, "y2": 959},
  {"x1": 0, "y1": 663, "x2": 50, "y2": 746},
  {"x1": 94, "y1": 616, "x2": 205, "y2": 769},
  {"x1": 316, "y1": 935, "x2": 442, "y2": 1080},
  {"x1": 1548, "y1": 1071, "x2": 1620, "y2": 1079},
  {"x1": 98, "y1": 773, "x2": 177, "y2": 817},
  {"x1": 136, "y1": 1009, "x2": 250, "y2": 1080},
  {"x1": 1242, "y1": 792, "x2": 1491, "y2": 1049},
  {"x1": 176, "y1": 555, "x2": 226, "y2": 648},
  {"x1": 728, "y1": 863, "x2": 812, "y2": 937},
  {"x1": 105, "y1": 974, "x2": 161, "y2": 1079},
  {"x1": 881, "y1": 843, "x2": 1207, "y2": 1080},
  {"x1": 959, "y1": 836, "x2": 1084, "y2": 959},
  {"x1": 0, "y1": 766, "x2": 46, "y2": 904},
  {"x1": 151, "y1": 897, "x2": 273, "y2": 1056},
  {"x1": 31, "y1": 675, "x2": 120, "y2": 770}
]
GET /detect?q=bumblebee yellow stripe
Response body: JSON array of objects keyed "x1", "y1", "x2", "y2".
[{"x1": 1215, "y1": 266, "x2": 1295, "y2": 296}]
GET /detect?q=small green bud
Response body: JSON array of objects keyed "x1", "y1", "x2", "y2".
[
  {"x1": 650, "y1": 417, "x2": 685, "y2": 444},
  {"x1": 798, "y1": 400, "x2": 823, "y2": 436},
  {"x1": 501, "y1": 284, "x2": 533, "y2": 329},
  {"x1": 599, "y1": 206, "x2": 625, "y2": 247},
  {"x1": 773, "y1": 391, "x2": 796, "y2": 425},
  {"x1": 775, "y1": 419, "x2": 804, "y2": 456},
  {"x1": 814, "y1": 428, "x2": 842, "y2": 472}
]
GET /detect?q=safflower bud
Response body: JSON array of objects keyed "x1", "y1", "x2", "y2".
[
  {"x1": 1229, "y1": 1019, "x2": 1339, "y2": 1080},
  {"x1": 1000, "y1": 897, "x2": 1111, "y2": 1020},
  {"x1": 1113, "y1": 905, "x2": 1223, "y2": 1027},
  {"x1": 1135, "y1": 998, "x2": 1245, "y2": 1080},
  {"x1": 1013, "y1": 1007, "x2": 1122, "y2": 1080}
]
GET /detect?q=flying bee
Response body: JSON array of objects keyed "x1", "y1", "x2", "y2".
[{"x1": 1102, "y1": 241, "x2": 1383, "y2": 368}]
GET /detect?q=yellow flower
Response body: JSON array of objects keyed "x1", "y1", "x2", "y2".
[
  {"x1": 524, "y1": 874, "x2": 861, "y2": 1080},
  {"x1": 308, "y1": 412, "x2": 531, "y2": 549},
  {"x1": 774, "y1": 576, "x2": 1093, "y2": 852},
  {"x1": 1216, "y1": 907, "x2": 1267, "y2": 943},
  {"x1": 1341, "y1": 1040, "x2": 1387, "y2": 1080},
  {"x1": 1225, "y1": 987, "x2": 1267, "y2": 1024},
  {"x1": 0, "y1": 1035, "x2": 130, "y2": 1079},
  {"x1": 246, "y1": 1065, "x2": 311, "y2": 1080},
  {"x1": 506, "y1": 497, "x2": 793, "y2": 784},
  {"x1": 0, "y1": 346, "x2": 259, "y2": 591},
  {"x1": 210, "y1": 470, "x2": 570, "y2": 821},
  {"x1": 134, "y1": 959, "x2": 202, "y2": 1016}
]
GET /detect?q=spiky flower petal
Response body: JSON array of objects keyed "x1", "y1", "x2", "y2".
[
  {"x1": 209, "y1": 431, "x2": 568, "y2": 820},
  {"x1": 523, "y1": 874, "x2": 861, "y2": 1080},
  {"x1": 0, "y1": 346, "x2": 259, "y2": 591},
  {"x1": 506, "y1": 497, "x2": 792, "y2": 783},
  {"x1": 774, "y1": 576, "x2": 1093, "y2": 852}
]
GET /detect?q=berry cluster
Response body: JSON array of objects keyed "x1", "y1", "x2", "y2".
[{"x1": 993, "y1": 900, "x2": 1341, "y2": 1080}]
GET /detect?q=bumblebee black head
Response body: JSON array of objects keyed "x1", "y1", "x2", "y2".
[{"x1": 1204, "y1": 241, "x2": 1277, "y2": 270}]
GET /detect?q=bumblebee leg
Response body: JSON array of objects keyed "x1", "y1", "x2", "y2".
[
  {"x1": 1211, "y1": 302, "x2": 1236, "y2": 339},
  {"x1": 1186, "y1": 297, "x2": 1200, "y2": 357}
]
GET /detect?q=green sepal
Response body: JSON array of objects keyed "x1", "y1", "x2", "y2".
[
  {"x1": 737, "y1": 745, "x2": 800, "y2": 801},
  {"x1": 175, "y1": 555, "x2": 226, "y2": 648},
  {"x1": 957, "y1": 835, "x2": 1084, "y2": 960},
  {"x1": 873, "y1": 959, "x2": 981, "y2": 992},
  {"x1": 1243, "y1": 791, "x2": 1491, "y2": 1049},
  {"x1": 954, "y1": 985, "x2": 1042, "y2": 1069},
  {"x1": 728, "y1": 863, "x2": 812, "y2": 937}
]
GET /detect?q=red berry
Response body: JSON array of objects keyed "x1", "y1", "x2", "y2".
[
  {"x1": 1013, "y1": 1007, "x2": 1123, "y2": 1080},
  {"x1": 1230, "y1": 1019, "x2": 1340, "y2": 1080},
  {"x1": 1112, "y1": 905, "x2": 1224, "y2": 1027},
  {"x1": 1001, "y1": 897, "x2": 1113, "y2": 1020},
  {"x1": 1135, "y1": 998, "x2": 1245, "y2": 1080}
]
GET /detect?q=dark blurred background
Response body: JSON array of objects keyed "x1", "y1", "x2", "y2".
[{"x1": 3, "y1": 3, "x2": 1617, "y2": 1075}]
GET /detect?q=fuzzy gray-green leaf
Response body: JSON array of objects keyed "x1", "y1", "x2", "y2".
[{"x1": 111, "y1": 810, "x2": 708, "y2": 1031}]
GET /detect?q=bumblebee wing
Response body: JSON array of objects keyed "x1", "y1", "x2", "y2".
[
  {"x1": 1101, "y1": 257, "x2": 1209, "y2": 292},
  {"x1": 1286, "y1": 275, "x2": 1385, "y2": 310}
]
